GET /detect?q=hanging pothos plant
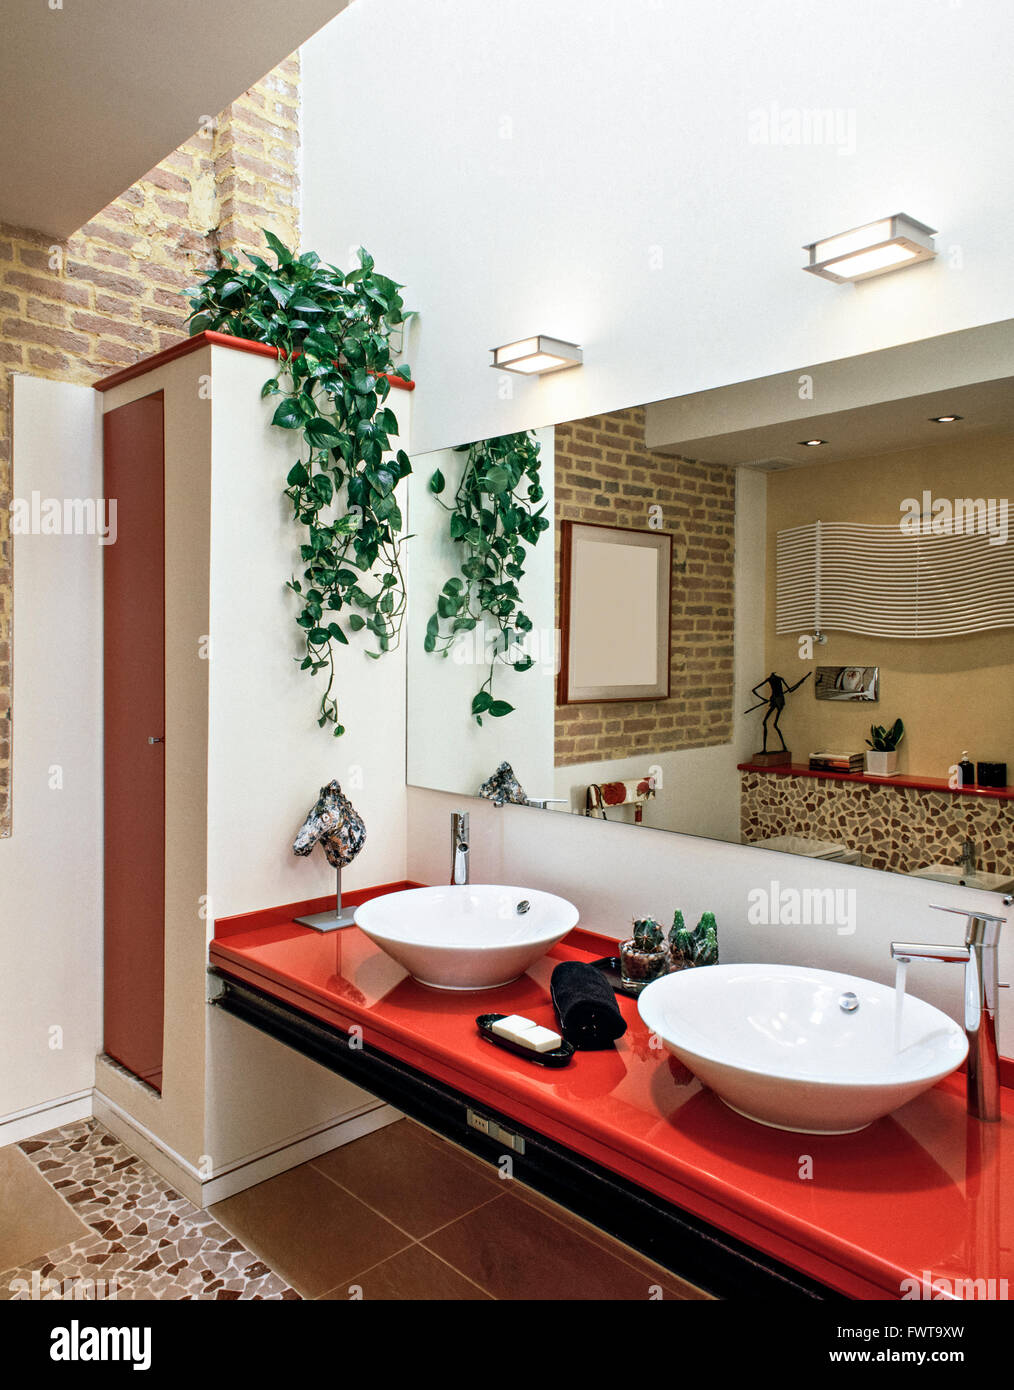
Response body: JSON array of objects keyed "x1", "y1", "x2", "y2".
[
  {"x1": 426, "y1": 431, "x2": 550, "y2": 724},
  {"x1": 185, "y1": 232, "x2": 413, "y2": 736}
]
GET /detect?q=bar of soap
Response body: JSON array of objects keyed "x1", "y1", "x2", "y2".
[
  {"x1": 490, "y1": 1015, "x2": 562, "y2": 1053},
  {"x1": 490, "y1": 1015, "x2": 537, "y2": 1043},
  {"x1": 521, "y1": 1025, "x2": 564, "y2": 1053}
]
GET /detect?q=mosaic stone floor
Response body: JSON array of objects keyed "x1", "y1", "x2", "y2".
[{"x1": 1, "y1": 1120, "x2": 299, "y2": 1300}]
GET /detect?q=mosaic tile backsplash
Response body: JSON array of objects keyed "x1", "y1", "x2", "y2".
[{"x1": 741, "y1": 771, "x2": 1014, "y2": 875}]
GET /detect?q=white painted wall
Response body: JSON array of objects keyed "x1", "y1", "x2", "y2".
[
  {"x1": 406, "y1": 429, "x2": 556, "y2": 799},
  {"x1": 407, "y1": 786, "x2": 1014, "y2": 1056},
  {"x1": 0, "y1": 377, "x2": 103, "y2": 1139},
  {"x1": 553, "y1": 746, "x2": 742, "y2": 840},
  {"x1": 303, "y1": 0, "x2": 1014, "y2": 455},
  {"x1": 206, "y1": 346, "x2": 410, "y2": 918},
  {"x1": 203, "y1": 345, "x2": 407, "y2": 1171}
]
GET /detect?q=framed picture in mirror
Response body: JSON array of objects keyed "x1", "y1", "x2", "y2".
[
  {"x1": 558, "y1": 520, "x2": 672, "y2": 703},
  {"x1": 814, "y1": 665, "x2": 880, "y2": 702}
]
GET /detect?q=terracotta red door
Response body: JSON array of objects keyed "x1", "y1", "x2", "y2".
[{"x1": 103, "y1": 391, "x2": 165, "y2": 1091}]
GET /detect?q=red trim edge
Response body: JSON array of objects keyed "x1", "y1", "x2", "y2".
[
  {"x1": 738, "y1": 761, "x2": 1014, "y2": 801},
  {"x1": 93, "y1": 329, "x2": 416, "y2": 393}
]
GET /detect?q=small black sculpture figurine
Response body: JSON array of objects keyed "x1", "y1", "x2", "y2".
[{"x1": 745, "y1": 671, "x2": 811, "y2": 753}]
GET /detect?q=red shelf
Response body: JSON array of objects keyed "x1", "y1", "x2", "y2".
[
  {"x1": 211, "y1": 884, "x2": 1014, "y2": 1302},
  {"x1": 94, "y1": 329, "x2": 416, "y2": 393},
  {"x1": 738, "y1": 761, "x2": 1014, "y2": 801}
]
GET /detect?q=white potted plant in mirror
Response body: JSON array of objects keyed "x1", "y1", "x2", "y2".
[{"x1": 865, "y1": 718, "x2": 904, "y2": 776}]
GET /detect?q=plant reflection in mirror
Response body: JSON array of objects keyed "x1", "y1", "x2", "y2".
[
  {"x1": 185, "y1": 232, "x2": 413, "y2": 737},
  {"x1": 425, "y1": 432, "x2": 550, "y2": 724}
]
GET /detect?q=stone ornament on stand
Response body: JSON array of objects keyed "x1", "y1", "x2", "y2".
[
  {"x1": 292, "y1": 779, "x2": 366, "y2": 931},
  {"x1": 478, "y1": 761, "x2": 528, "y2": 807}
]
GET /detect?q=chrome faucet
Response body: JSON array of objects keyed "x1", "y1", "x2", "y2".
[
  {"x1": 955, "y1": 838, "x2": 978, "y2": 877},
  {"x1": 450, "y1": 811, "x2": 470, "y2": 886},
  {"x1": 891, "y1": 904, "x2": 1008, "y2": 1122}
]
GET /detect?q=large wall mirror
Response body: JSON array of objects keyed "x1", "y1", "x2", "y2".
[{"x1": 406, "y1": 325, "x2": 1014, "y2": 893}]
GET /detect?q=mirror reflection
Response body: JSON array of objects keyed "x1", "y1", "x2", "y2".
[{"x1": 407, "y1": 361, "x2": 1014, "y2": 891}]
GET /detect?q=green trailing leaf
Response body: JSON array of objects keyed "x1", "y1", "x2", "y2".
[
  {"x1": 424, "y1": 431, "x2": 546, "y2": 724},
  {"x1": 183, "y1": 234, "x2": 413, "y2": 736},
  {"x1": 272, "y1": 397, "x2": 306, "y2": 430}
]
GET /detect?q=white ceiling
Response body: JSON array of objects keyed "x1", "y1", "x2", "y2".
[
  {"x1": 0, "y1": 0, "x2": 348, "y2": 237},
  {"x1": 644, "y1": 321, "x2": 1014, "y2": 468}
]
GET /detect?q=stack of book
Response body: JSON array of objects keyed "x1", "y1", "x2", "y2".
[{"x1": 809, "y1": 751, "x2": 865, "y2": 773}]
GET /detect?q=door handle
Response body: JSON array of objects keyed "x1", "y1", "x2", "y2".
[{"x1": 147, "y1": 736, "x2": 165, "y2": 744}]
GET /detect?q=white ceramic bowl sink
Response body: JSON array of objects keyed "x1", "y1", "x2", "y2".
[
  {"x1": 354, "y1": 885, "x2": 579, "y2": 990},
  {"x1": 907, "y1": 863, "x2": 1014, "y2": 893},
  {"x1": 638, "y1": 963, "x2": 968, "y2": 1134}
]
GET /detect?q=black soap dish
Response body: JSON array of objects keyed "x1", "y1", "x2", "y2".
[{"x1": 475, "y1": 1013, "x2": 575, "y2": 1067}]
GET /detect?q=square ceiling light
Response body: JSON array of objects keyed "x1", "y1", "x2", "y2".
[
  {"x1": 803, "y1": 214, "x2": 937, "y2": 283},
  {"x1": 490, "y1": 335, "x2": 583, "y2": 375}
]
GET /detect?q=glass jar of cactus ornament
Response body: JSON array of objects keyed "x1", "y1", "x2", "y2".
[{"x1": 619, "y1": 917, "x2": 670, "y2": 989}]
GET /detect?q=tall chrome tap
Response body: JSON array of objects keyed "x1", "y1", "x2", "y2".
[
  {"x1": 891, "y1": 904, "x2": 1009, "y2": 1121},
  {"x1": 955, "y1": 838, "x2": 978, "y2": 877},
  {"x1": 450, "y1": 810, "x2": 470, "y2": 886}
]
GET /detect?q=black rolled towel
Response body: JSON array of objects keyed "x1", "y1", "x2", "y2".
[{"x1": 550, "y1": 961, "x2": 628, "y2": 1049}]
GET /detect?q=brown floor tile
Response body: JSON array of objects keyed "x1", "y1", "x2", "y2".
[
  {"x1": 510, "y1": 1180, "x2": 713, "y2": 1300},
  {"x1": 210, "y1": 1162, "x2": 410, "y2": 1299},
  {"x1": 424, "y1": 1191, "x2": 699, "y2": 1300},
  {"x1": 411, "y1": 1122, "x2": 712, "y2": 1299},
  {"x1": 409, "y1": 1120, "x2": 506, "y2": 1180},
  {"x1": 0, "y1": 1145, "x2": 89, "y2": 1271},
  {"x1": 311, "y1": 1119, "x2": 501, "y2": 1238},
  {"x1": 320, "y1": 1244, "x2": 493, "y2": 1301}
]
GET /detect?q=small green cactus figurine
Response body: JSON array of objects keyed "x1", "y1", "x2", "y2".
[
  {"x1": 668, "y1": 909, "x2": 694, "y2": 968},
  {"x1": 692, "y1": 911, "x2": 719, "y2": 966},
  {"x1": 632, "y1": 916, "x2": 664, "y2": 952}
]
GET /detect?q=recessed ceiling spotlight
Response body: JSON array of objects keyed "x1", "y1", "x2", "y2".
[
  {"x1": 803, "y1": 214, "x2": 936, "y2": 283},
  {"x1": 799, "y1": 439, "x2": 827, "y2": 447},
  {"x1": 930, "y1": 414, "x2": 963, "y2": 424}
]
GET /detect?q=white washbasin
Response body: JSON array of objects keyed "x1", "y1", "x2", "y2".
[
  {"x1": 638, "y1": 963, "x2": 967, "y2": 1134},
  {"x1": 354, "y1": 885, "x2": 578, "y2": 990},
  {"x1": 907, "y1": 863, "x2": 1014, "y2": 893}
]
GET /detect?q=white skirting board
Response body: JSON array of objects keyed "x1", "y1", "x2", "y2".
[
  {"x1": 92, "y1": 1089, "x2": 402, "y2": 1207},
  {"x1": 0, "y1": 1090, "x2": 94, "y2": 1147}
]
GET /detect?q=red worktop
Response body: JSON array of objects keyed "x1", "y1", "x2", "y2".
[
  {"x1": 210, "y1": 883, "x2": 1013, "y2": 1301},
  {"x1": 738, "y1": 761, "x2": 1014, "y2": 801}
]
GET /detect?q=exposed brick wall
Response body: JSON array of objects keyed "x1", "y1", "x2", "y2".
[
  {"x1": 0, "y1": 54, "x2": 301, "y2": 836},
  {"x1": 554, "y1": 407, "x2": 736, "y2": 768}
]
